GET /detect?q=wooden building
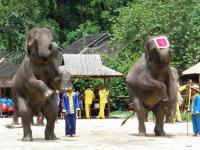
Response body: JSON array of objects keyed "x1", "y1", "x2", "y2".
[
  {"x1": 60, "y1": 54, "x2": 124, "y2": 118},
  {"x1": 182, "y1": 62, "x2": 200, "y2": 83},
  {"x1": 0, "y1": 55, "x2": 17, "y2": 98},
  {"x1": 63, "y1": 33, "x2": 114, "y2": 54}
]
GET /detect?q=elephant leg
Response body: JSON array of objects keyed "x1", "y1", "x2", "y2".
[
  {"x1": 27, "y1": 78, "x2": 54, "y2": 100},
  {"x1": 153, "y1": 102, "x2": 166, "y2": 136},
  {"x1": 42, "y1": 96, "x2": 57, "y2": 140},
  {"x1": 134, "y1": 98, "x2": 146, "y2": 136},
  {"x1": 12, "y1": 105, "x2": 19, "y2": 125},
  {"x1": 165, "y1": 111, "x2": 174, "y2": 123},
  {"x1": 17, "y1": 94, "x2": 33, "y2": 141}
]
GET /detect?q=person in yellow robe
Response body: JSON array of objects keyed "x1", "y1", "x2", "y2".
[
  {"x1": 174, "y1": 92, "x2": 183, "y2": 122},
  {"x1": 84, "y1": 85, "x2": 95, "y2": 119},
  {"x1": 173, "y1": 84, "x2": 186, "y2": 122},
  {"x1": 96, "y1": 86, "x2": 109, "y2": 119}
]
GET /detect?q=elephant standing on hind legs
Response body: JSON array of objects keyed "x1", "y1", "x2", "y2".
[
  {"x1": 126, "y1": 35, "x2": 177, "y2": 136},
  {"x1": 12, "y1": 27, "x2": 72, "y2": 141}
]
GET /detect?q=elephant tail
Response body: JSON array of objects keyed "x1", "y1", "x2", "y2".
[{"x1": 121, "y1": 111, "x2": 135, "y2": 126}]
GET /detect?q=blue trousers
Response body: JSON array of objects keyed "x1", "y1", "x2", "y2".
[
  {"x1": 65, "y1": 114, "x2": 76, "y2": 135},
  {"x1": 192, "y1": 114, "x2": 200, "y2": 134}
]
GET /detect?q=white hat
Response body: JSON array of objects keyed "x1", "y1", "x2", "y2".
[{"x1": 191, "y1": 85, "x2": 200, "y2": 92}]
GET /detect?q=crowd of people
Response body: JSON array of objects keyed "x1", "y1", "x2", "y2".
[
  {"x1": 57, "y1": 83, "x2": 109, "y2": 137},
  {"x1": 0, "y1": 96, "x2": 14, "y2": 117},
  {"x1": 57, "y1": 83, "x2": 109, "y2": 120}
]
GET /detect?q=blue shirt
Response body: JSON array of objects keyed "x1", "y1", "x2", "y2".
[
  {"x1": 55, "y1": 94, "x2": 60, "y2": 106},
  {"x1": 191, "y1": 94, "x2": 200, "y2": 114},
  {"x1": 62, "y1": 92, "x2": 79, "y2": 114},
  {"x1": 0, "y1": 98, "x2": 7, "y2": 105},
  {"x1": 6, "y1": 99, "x2": 14, "y2": 107}
]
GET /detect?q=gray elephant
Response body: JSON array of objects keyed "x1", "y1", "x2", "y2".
[
  {"x1": 165, "y1": 66, "x2": 179, "y2": 123},
  {"x1": 126, "y1": 35, "x2": 177, "y2": 136},
  {"x1": 12, "y1": 27, "x2": 72, "y2": 141}
]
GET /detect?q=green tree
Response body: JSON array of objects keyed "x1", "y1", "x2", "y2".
[
  {"x1": 111, "y1": 0, "x2": 200, "y2": 69},
  {"x1": 0, "y1": 0, "x2": 133, "y2": 63},
  {"x1": 0, "y1": 0, "x2": 60, "y2": 63},
  {"x1": 62, "y1": 21, "x2": 100, "y2": 48}
]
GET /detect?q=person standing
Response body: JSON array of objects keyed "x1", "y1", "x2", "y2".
[
  {"x1": 76, "y1": 88, "x2": 83, "y2": 119},
  {"x1": 174, "y1": 92, "x2": 183, "y2": 122},
  {"x1": 84, "y1": 85, "x2": 95, "y2": 119},
  {"x1": 55, "y1": 90, "x2": 60, "y2": 108},
  {"x1": 190, "y1": 85, "x2": 200, "y2": 136},
  {"x1": 96, "y1": 85, "x2": 109, "y2": 119},
  {"x1": 62, "y1": 87, "x2": 79, "y2": 137},
  {"x1": 55, "y1": 90, "x2": 60, "y2": 119}
]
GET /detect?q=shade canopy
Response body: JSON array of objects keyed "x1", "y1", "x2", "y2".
[
  {"x1": 0, "y1": 54, "x2": 18, "y2": 87},
  {"x1": 0, "y1": 56, "x2": 17, "y2": 79},
  {"x1": 60, "y1": 54, "x2": 123, "y2": 78},
  {"x1": 182, "y1": 62, "x2": 200, "y2": 75}
]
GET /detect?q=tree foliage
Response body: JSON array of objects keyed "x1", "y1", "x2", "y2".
[
  {"x1": 0, "y1": 0, "x2": 60, "y2": 63},
  {"x1": 0, "y1": 0, "x2": 132, "y2": 63},
  {"x1": 111, "y1": 0, "x2": 200, "y2": 69},
  {"x1": 0, "y1": 0, "x2": 200, "y2": 110}
]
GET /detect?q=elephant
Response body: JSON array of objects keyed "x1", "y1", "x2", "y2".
[
  {"x1": 165, "y1": 67, "x2": 179, "y2": 123},
  {"x1": 126, "y1": 35, "x2": 177, "y2": 136},
  {"x1": 12, "y1": 27, "x2": 72, "y2": 141}
]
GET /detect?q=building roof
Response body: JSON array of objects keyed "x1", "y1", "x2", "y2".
[
  {"x1": 0, "y1": 53, "x2": 18, "y2": 87},
  {"x1": 182, "y1": 62, "x2": 200, "y2": 75},
  {"x1": 0, "y1": 54, "x2": 17, "y2": 79},
  {"x1": 60, "y1": 54, "x2": 123, "y2": 78},
  {"x1": 0, "y1": 79, "x2": 12, "y2": 87},
  {"x1": 63, "y1": 33, "x2": 114, "y2": 54}
]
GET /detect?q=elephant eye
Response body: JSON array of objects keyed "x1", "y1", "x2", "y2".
[{"x1": 48, "y1": 43, "x2": 52, "y2": 50}]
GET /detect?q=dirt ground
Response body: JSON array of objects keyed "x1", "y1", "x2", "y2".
[{"x1": 0, "y1": 117, "x2": 199, "y2": 150}]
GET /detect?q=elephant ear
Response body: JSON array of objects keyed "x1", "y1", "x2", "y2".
[
  {"x1": 144, "y1": 39, "x2": 156, "y2": 61},
  {"x1": 25, "y1": 28, "x2": 39, "y2": 56}
]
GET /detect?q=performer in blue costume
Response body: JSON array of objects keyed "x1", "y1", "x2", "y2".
[
  {"x1": 62, "y1": 87, "x2": 79, "y2": 137},
  {"x1": 190, "y1": 85, "x2": 200, "y2": 136},
  {"x1": 0, "y1": 96, "x2": 7, "y2": 104}
]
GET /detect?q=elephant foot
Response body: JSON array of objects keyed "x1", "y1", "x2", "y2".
[
  {"x1": 45, "y1": 127, "x2": 57, "y2": 140},
  {"x1": 22, "y1": 135, "x2": 33, "y2": 142},
  {"x1": 155, "y1": 128, "x2": 166, "y2": 136},
  {"x1": 165, "y1": 119, "x2": 174, "y2": 124},
  {"x1": 45, "y1": 134, "x2": 57, "y2": 140},
  {"x1": 138, "y1": 132, "x2": 146, "y2": 136},
  {"x1": 12, "y1": 121, "x2": 20, "y2": 125}
]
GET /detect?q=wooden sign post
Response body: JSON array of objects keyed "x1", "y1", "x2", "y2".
[{"x1": 186, "y1": 80, "x2": 192, "y2": 136}]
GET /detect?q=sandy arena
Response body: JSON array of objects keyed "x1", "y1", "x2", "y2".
[{"x1": 0, "y1": 117, "x2": 199, "y2": 150}]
